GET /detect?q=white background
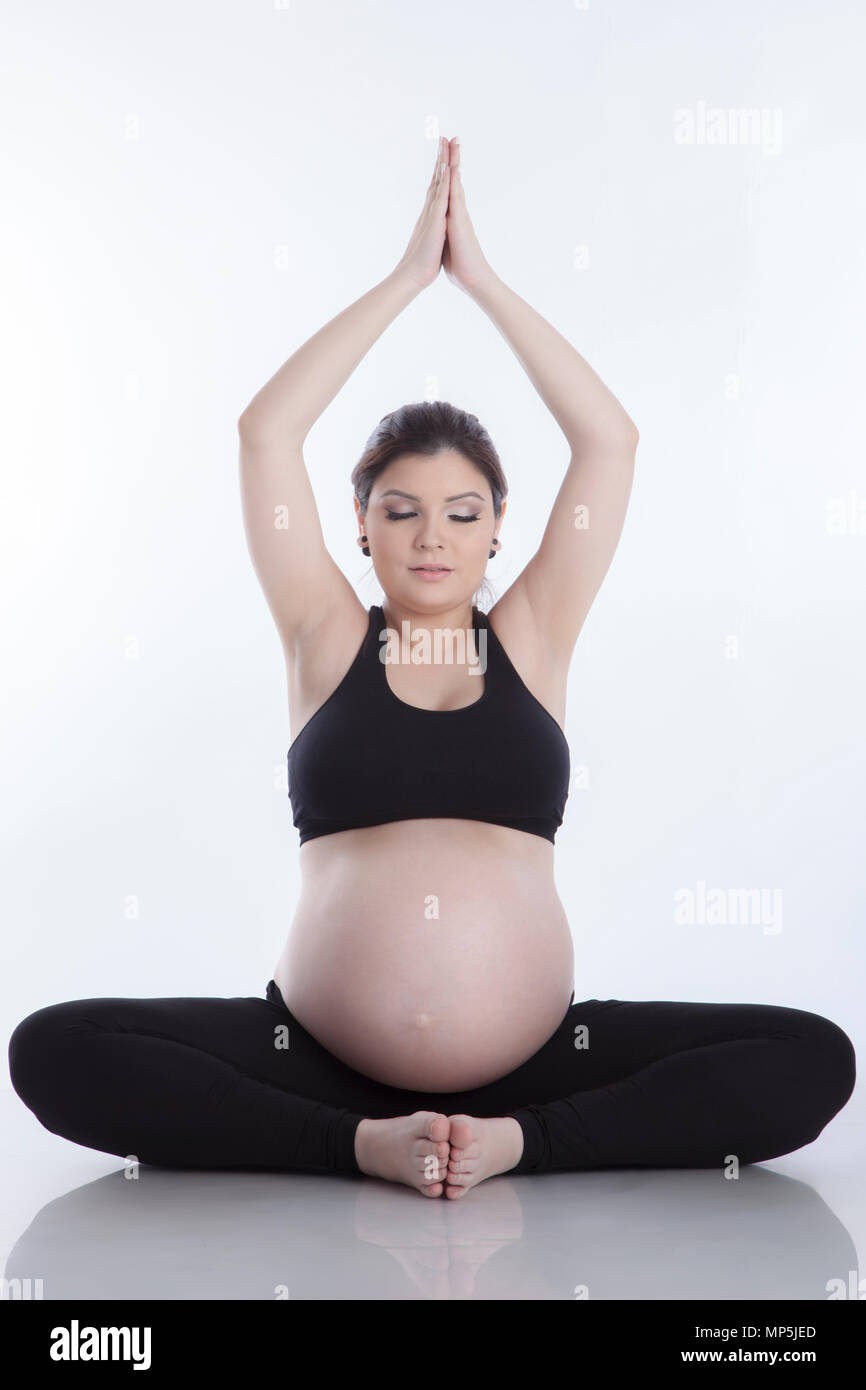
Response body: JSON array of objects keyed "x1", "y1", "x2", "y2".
[{"x1": 2, "y1": 0, "x2": 863, "y2": 1073}]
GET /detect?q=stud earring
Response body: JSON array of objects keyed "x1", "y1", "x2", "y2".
[
  {"x1": 489, "y1": 538, "x2": 500, "y2": 559},
  {"x1": 358, "y1": 534, "x2": 370, "y2": 557}
]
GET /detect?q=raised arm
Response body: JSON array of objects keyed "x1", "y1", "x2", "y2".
[
  {"x1": 442, "y1": 138, "x2": 639, "y2": 667},
  {"x1": 237, "y1": 137, "x2": 452, "y2": 649}
]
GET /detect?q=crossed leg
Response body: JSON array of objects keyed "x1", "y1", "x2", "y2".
[{"x1": 8, "y1": 984, "x2": 855, "y2": 1199}]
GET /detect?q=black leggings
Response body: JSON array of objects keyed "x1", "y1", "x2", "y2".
[{"x1": 7, "y1": 981, "x2": 856, "y2": 1178}]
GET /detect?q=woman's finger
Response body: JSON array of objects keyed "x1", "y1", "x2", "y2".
[
  {"x1": 437, "y1": 155, "x2": 451, "y2": 199},
  {"x1": 424, "y1": 138, "x2": 446, "y2": 207},
  {"x1": 423, "y1": 139, "x2": 438, "y2": 201},
  {"x1": 430, "y1": 136, "x2": 445, "y2": 186},
  {"x1": 447, "y1": 139, "x2": 463, "y2": 203}
]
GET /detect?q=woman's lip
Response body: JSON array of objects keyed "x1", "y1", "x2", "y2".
[{"x1": 409, "y1": 566, "x2": 453, "y2": 581}]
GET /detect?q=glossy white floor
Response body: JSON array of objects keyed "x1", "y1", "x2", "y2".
[{"x1": 1, "y1": 1084, "x2": 863, "y2": 1301}]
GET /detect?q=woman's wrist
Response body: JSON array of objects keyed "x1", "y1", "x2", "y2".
[
  {"x1": 388, "y1": 261, "x2": 434, "y2": 300},
  {"x1": 462, "y1": 263, "x2": 501, "y2": 307}
]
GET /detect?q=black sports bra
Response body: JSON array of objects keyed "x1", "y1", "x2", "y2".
[{"x1": 287, "y1": 603, "x2": 570, "y2": 844}]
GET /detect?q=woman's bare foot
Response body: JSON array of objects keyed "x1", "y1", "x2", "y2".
[
  {"x1": 354, "y1": 1112, "x2": 451, "y2": 1197},
  {"x1": 444, "y1": 1115, "x2": 524, "y2": 1199}
]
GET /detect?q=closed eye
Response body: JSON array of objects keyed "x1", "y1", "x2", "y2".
[{"x1": 385, "y1": 510, "x2": 481, "y2": 523}]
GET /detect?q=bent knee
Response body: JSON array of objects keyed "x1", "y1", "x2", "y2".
[
  {"x1": 796, "y1": 1009, "x2": 856, "y2": 1114},
  {"x1": 8, "y1": 1002, "x2": 89, "y2": 1108}
]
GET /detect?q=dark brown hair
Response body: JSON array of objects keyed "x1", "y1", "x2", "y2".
[{"x1": 350, "y1": 400, "x2": 508, "y2": 521}]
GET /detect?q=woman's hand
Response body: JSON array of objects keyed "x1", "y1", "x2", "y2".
[
  {"x1": 394, "y1": 136, "x2": 452, "y2": 291},
  {"x1": 442, "y1": 138, "x2": 494, "y2": 295}
]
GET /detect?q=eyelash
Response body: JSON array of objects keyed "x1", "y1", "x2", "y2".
[{"x1": 385, "y1": 510, "x2": 481, "y2": 523}]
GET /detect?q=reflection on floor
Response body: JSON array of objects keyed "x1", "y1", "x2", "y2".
[{"x1": 1, "y1": 1089, "x2": 863, "y2": 1300}]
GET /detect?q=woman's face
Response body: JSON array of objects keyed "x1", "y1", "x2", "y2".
[{"x1": 357, "y1": 450, "x2": 502, "y2": 609}]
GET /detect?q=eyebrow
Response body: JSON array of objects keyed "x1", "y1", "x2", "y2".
[{"x1": 379, "y1": 489, "x2": 486, "y2": 503}]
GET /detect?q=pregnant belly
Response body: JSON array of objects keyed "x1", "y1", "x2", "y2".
[{"x1": 273, "y1": 821, "x2": 575, "y2": 1091}]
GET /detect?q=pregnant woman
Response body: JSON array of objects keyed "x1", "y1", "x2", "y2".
[{"x1": 9, "y1": 138, "x2": 855, "y2": 1199}]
